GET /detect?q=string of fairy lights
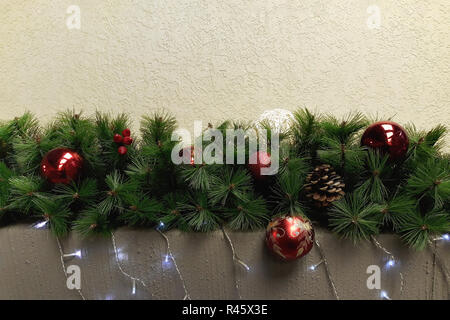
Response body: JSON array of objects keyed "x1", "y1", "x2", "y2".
[{"x1": 31, "y1": 214, "x2": 450, "y2": 300}]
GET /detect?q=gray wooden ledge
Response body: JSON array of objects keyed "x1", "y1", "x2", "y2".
[{"x1": 0, "y1": 224, "x2": 448, "y2": 299}]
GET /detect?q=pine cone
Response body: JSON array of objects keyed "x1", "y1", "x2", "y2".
[{"x1": 304, "y1": 164, "x2": 345, "y2": 207}]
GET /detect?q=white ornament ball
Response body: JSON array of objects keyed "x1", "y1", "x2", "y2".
[{"x1": 254, "y1": 108, "x2": 294, "y2": 134}]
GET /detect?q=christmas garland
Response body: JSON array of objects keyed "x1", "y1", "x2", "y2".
[{"x1": 0, "y1": 109, "x2": 449, "y2": 261}]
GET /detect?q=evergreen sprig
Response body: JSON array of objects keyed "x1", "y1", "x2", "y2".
[{"x1": 329, "y1": 191, "x2": 383, "y2": 243}]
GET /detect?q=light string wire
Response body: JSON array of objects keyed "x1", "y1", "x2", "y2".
[
  {"x1": 428, "y1": 239, "x2": 450, "y2": 299},
  {"x1": 110, "y1": 231, "x2": 153, "y2": 298},
  {"x1": 55, "y1": 236, "x2": 86, "y2": 300},
  {"x1": 221, "y1": 226, "x2": 250, "y2": 300},
  {"x1": 156, "y1": 229, "x2": 191, "y2": 300},
  {"x1": 313, "y1": 238, "x2": 340, "y2": 300},
  {"x1": 370, "y1": 235, "x2": 404, "y2": 297}
]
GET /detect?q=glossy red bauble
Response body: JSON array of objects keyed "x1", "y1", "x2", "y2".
[
  {"x1": 266, "y1": 215, "x2": 314, "y2": 261},
  {"x1": 361, "y1": 121, "x2": 409, "y2": 161},
  {"x1": 248, "y1": 151, "x2": 271, "y2": 179},
  {"x1": 41, "y1": 148, "x2": 83, "y2": 184},
  {"x1": 118, "y1": 146, "x2": 128, "y2": 155}
]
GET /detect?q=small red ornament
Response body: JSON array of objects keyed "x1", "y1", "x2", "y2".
[
  {"x1": 123, "y1": 136, "x2": 133, "y2": 145},
  {"x1": 113, "y1": 134, "x2": 123, "y2": 143},
  {"x1": 118, "y1": 146, "x2": 128, "y2": 155},
  {"x1": 179, "y1": 146, "x2": 195, "y2": 165},
  {"x1": 41, "y1": 148, "x2": 83, "y2": 184},
  {"x1": 122, "y1": 128, "x2": 131, "y2": 137},
  {"x1": 248, "y1": 151, "x2": 271, "y2": 179},
  {"x1": 361, "y1": 121, "x2": 409, "y2": 161},
  {"x1": 266, "y1": 215, "x2": 314, "y2": 261}
]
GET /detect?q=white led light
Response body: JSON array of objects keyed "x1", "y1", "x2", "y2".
[
  {"x1": 63, "y1": 250, "x2": 82, "y2": 259},
  {"x1": 131, "y1": 279, "x2": 136, "y2": 295},
  {"x1": 386, "y1": 259, "x2": 395, "y2": 268},
  {"x1": 380, "y1": 290, "x2": 391, "y2": 300},
  {"x1": 33, "y1": 220, "x2": 49, "y2": 229},
  {"x1": 442, "y1": 234, "x2": 449, "y2": 241}
]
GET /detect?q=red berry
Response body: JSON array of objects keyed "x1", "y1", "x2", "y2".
[
  {"x1": 118, "y1": 146, "x2": 128, "y2": 155},
  {"x1": 113, "y1": 134, "x2": 123, "y2": 143},
  {"x1": 123, "y1": 136, "x2": 133, "y2": 145},
  {"x1": 122, "y1": 128, "x2": 131, "y2": 137}
]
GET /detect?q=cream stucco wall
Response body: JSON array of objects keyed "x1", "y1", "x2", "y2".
[{"x1": 1, "y1": 1, "x2": 449, "y2": 150}]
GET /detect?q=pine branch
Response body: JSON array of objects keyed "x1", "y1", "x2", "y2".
[
  {"x1": 98, "y1": 171, "x2": 137, "y2": 215},
  {"x1": 272, "y1": 158, "x2": 309, "y2": 215},
  {"x1": 8, "y1": 175, "x2": 45, "y2": 214},
  {"x1": 320, "y1": 112, "x2": 368, "y2": 145},
  {"x1": 291, "y1": 108, "x2": 322, "y2": 158},
  {"x1": 159, "y1": 192, "x2": 190, "y2": 231},
  {"x1": 73, "y1": 207, "x2": 111, "y2": 237},
  {"x1": 33, "y1": 197, "x2": 71, "y2": 236},
  {"x1": 53, "y1": 178, "x2": 98, "y2": 207},
  {"x1": 140, "y1": 111, "x2": 177, "y2": 145},
  {"x1": 226, "y1": 195, "x2": 269, "y2": 230},
  {"x1": 377, "y1": 194, "x2": 416, "y2": 230},
  {"x1": 406, "y1": 158, "x2": 450, "y2": 209},
  {"x1": 356, "y1": 150, "x2": 391, "y2": 203},
  {"x1": 181, "y1": 192, "x2": 221, "y2": 232},
  {"x1": 329, "y1": 191, "x2": 383, "y2": 243},
  {"x1": 399, "y1": 209, "x2": 450, "y2": 250},
  {"x1": 209, "y1": 167, "x2": 252, "y2": 206},
  {"x1": 120, "y1": 194, "x2": 163, "y2": 226},
  {"x1": 406, "y1": 124, "x2": 447, "y2": 164}
]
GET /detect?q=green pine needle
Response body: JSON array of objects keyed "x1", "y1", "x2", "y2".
[
  {"x1": 400, "y1": 210, "x2": 450, "y2": 250},
  {"x1": 226, "y1": 196, "x2": 269, "y2": 230},
  {"x1": 182, "y1": 192, "x2": 221, "y2": 232},
  {"x1": 73, "y1": 207, "x2": 111, "y2": 237},
  {"x1": 356, "y1": 150, "x2": 391, "y2": 203},
  {"x1": 33, "y1": 197, "x2": 71, "y2": 236},
  {"x1": 9, "y1": 175, "x2": 44, "y2": 214},
  {"x1": 329, "y1": 191, "x2": 383, "y2": 243},
  {"x1": 209, "y1": 167, "x2": 252, "y2": 205},
  {"x1": 53, "y1": 178, "x2": 98, "y2": 206},
  {"x1": 121, "y1": 195, "x2": 163, "y2": 226},
  {"x1": 406, "y1": 158, "x2": 450, "y2": 209}
]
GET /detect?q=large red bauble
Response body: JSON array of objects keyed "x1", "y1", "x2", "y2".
[
  {"x1": 248, "y1": 151, "x2": 271, "y2": 179},
  {"x1": 266, "y1": 215, "x2": 314, "y2": 261},
  {"x1": 361, "y1": 121, "x2": 409, "y2": 161},
  {"x1": 41, "y1": 148, "x2": 83, "y2": 184}
]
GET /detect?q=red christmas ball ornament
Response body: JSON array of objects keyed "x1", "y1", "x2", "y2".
[
  {"x1": 266, "y1": 215, "x2": 314, "y2": 261},
  {"x1": 118, "y1": 146, "x2": 128, "y2": 155},
  {"x1": 361, "y1": 121, "x2": 409, "y2": 161},
  {"x1": 113, "y1": 134, "x2": 123, "y2": 143},
  {"x1": 122, "y1": 128, "x2": 131, "y2": 137},
  {"x1": 41, "y1": 148, "x2": 83, "y2": 184},
  {"x1": 123, "y1": 136, "x2": 133, "y2": 145},
  {"x1": 248, "y1": 151, "x2": 271, "y2": 179}
]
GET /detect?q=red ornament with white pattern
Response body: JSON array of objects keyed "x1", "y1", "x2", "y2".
[{"x1": 265, "y1": 215, "x2": 314, "y2": 261}]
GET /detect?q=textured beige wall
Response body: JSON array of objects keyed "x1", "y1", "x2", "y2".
[{"x1": 0, "y1": 1, "x2": 449, "y2": 150}]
